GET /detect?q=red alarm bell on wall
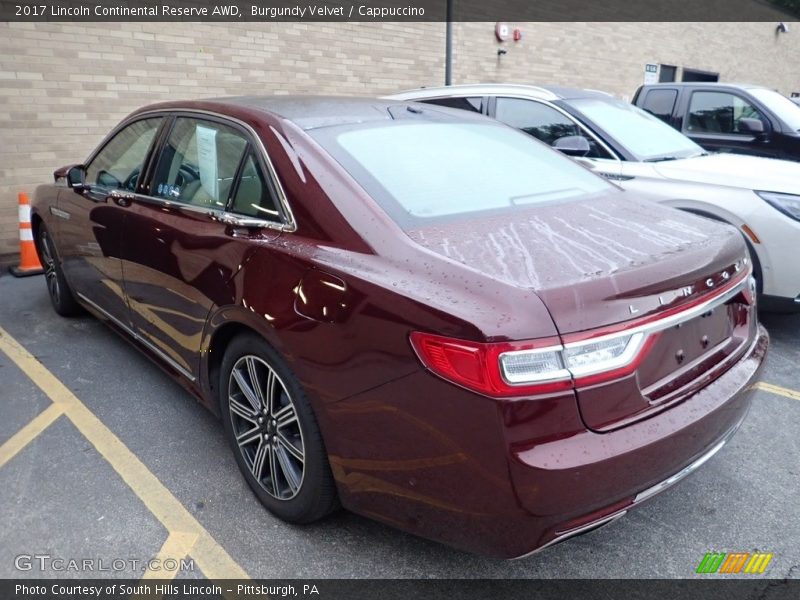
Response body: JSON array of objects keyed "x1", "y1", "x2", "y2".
[{"x1": 495, "y1": 22, "x2": 509, "y2": 42}]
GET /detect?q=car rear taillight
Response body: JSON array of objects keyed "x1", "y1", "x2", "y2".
[
  {"x1": 409, "y1": 332, "x2": 572, "y2": 397},
  {"x1": 410, "y1": 329, "x2": 657, "y2": 398},
  {"x1": 411, "y1": 270, "x2": 752, "y2": 398}
]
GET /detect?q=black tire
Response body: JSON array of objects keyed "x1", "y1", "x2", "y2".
[
  {"x1": 683, "y1": 209, "x2": 764, "y2": 294},
  {"x1": 219, "y1": 333, "x2": 338, "y2": 523},
  {"x1": 37, "y1": 224, "x2": 82, "y2": 317},
  {"x1": 742, "y1": 237, "x2": 763, "y2": 295}
]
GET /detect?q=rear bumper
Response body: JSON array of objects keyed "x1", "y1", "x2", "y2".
[
  {"x1": 326, "y1": 326, "x2": 767, "y2": 559},
  {"x1": 506, "y1": 324, "x2": 768, "y2": 558},
  {"x1": 517, "y1": 414, "x2": 744, "y2": 558}
]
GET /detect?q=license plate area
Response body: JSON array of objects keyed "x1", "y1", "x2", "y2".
[
  {"x1": 641, "y1": 302, "x2": 750, "y2": 405},
  {"x1": 574, "y1": 299, "x2": 751, "y2": 432}
]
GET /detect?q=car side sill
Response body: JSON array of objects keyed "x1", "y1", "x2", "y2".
[{"x1": 76, "y1": 292, "x2": 196, "y2": 382}]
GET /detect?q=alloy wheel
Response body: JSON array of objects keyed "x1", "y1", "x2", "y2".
[
  {"x1": 227, "y1": 355, "x2": 305, "y2": 500},
  {"x1": 40, "y1": 231, "x2": 60, "y2": 306}
]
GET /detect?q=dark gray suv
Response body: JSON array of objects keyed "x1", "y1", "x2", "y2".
[{"x1": 633, "y1": 82, "x2": 800, "y2": 161}]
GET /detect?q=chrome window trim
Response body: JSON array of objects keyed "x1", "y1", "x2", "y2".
[
  {"x1": 104, "y1": 108, "x2": 297, "y2": 233},
  {"x1": 114, "y1": 190, "x2": 290, "y2": 232}
]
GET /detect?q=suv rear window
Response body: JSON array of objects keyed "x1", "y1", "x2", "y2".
[
  {"x1": 421, "y1": 97, "x2": 483, "y2": 113},
  {"x1": 642, "y1": 89, "x2": 678, "y2": 123}
]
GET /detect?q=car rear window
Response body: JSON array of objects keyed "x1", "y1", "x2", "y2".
[
  {"x1": 312, "y1": 121, "x2": 612, "y2": 228},
  {"x1": 641, "y1": 89, "x2": 678, "y2": 123}
]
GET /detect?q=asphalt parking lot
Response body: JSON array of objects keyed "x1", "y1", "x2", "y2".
[{"x1": 1, "y1": 271, "x2": 798, "y2": 580}]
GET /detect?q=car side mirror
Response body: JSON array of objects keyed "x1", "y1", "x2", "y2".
[
  {"x1": 552, "y1": 135, "x2": 591, "y2": 157},
  {"x1": 738, "y1": 117, "x2": 765, "y2": 135},
  {"x1": 67, "y1": 165, "x2": 88, "y2": 192}
]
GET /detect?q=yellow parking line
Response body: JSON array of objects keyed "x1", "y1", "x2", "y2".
[
  {"x1": 0, "y1": 326, "x2": 249, "y2": 582},
  {"x1": 141, "y1": 531, "x2": 199, "y2": 581},
  {"x1": 756, "y1": 382, "x2": 800, "y2": 402},
  {"x1": 0, "y1": 403, "x2": 64, "y2": 469}
]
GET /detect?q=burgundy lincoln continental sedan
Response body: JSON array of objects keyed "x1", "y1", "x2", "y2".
[{"x1": 31, "y1": 96, "x2": 767, "y2": 558}]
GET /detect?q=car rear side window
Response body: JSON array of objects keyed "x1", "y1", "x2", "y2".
[
  {"x1": 230, "y1": 151, "x2": 281, "y2": 220},
  {"x1": 151, "y1": 117, "x2": 247, "y2": 208},
  {"x1": 494, "y1": 97, "x2": 613, "y2": 159},
  {"x1": 85, "y1": 118, "x2": 162, "y2": 192},
  {"x1": 641, "y1": 89, "x2": 677, "y2": 123},
  {"x1": 687, "y1": 91, "x2": 768, "y2": 135},
  {"x1": 421, "y1": 97, "x2": 483, "y2": 113},
  {"x1": 314, "y1": 121, "x2": 612, "y2": 228}
]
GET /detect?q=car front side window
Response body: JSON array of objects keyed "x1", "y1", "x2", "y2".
[
  {"x1": 687, "y1": 91, "x2": 768, "y2": 135},
  {"x1": 85, "y1": 118, "x2": 162, "y2": 192},
  {"x1": 151, "y1": 117, "x2": 248, "y2": 209},
  {"x1": 494, "y1": 97, "x2": 612, "y2": 159}
]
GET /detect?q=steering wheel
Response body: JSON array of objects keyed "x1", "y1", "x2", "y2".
[
  {"x1": 176, "y1": 164, "x2": 200, "y2": 187},
  {"x1": 123, "y1": 168, "x2": 141, "y2": 191}
]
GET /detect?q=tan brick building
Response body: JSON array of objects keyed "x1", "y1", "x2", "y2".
[{"x1": 1, "y1": 21, "x2": 798, "y2": 261}]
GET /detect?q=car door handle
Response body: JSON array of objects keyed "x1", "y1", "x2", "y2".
[{"x1": 109, "y1": 190, "x2": 134, "y2": 207}]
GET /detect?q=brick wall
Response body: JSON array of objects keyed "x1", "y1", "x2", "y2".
[
  {"x1": 0, "y1": 21, "x2": 445, "y2": 258},
  {"x1": 452, "y1": 22, "x2": 800, "y2": 99},
  {"x1": 1, "y1": 21, "x2": 798, "y2": 259}
]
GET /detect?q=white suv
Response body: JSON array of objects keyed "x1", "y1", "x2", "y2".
[{"x1": 388, "y1": 84, "x2": 800, "y2": 311}]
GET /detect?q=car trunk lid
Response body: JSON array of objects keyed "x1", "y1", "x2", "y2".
[{"x1": 407, "y1": 193, "x2": 757, "y2": 431}]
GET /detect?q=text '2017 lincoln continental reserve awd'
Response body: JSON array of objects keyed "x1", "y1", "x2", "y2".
[{"x1": 31, "y1": 97, "x2": 768, "y2": 558}]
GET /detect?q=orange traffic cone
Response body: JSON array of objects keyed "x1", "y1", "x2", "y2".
[{"x1": 10, "y1": 192, "x2": 44, "y2": 277}]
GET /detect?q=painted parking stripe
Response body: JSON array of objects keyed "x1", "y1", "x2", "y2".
[
  {"x1": 0, "y1": 403, "x2": 64, "y2": 469},
  {"x1": 756, "y1": 382, "x2": 800, "y2": 402},
  {"x1": 138, "y1": 531, "x2": 197, "y2": 588},
  {"x1": 0, "y1": 326, "x2": 249, "y2": 584}
]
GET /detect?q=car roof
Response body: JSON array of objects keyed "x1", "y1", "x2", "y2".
[
  {"x1": 639, "y1": 82, "x2": 771, "y2": 91},
  {"x1": 387, "y1": 83, "x2": 616, "y2": 102},
  {"x1": 220, "y1": 96, "x2": 400, "y2": 128},
  {"x1": 131, "y1": 95, "x2": 489, "y2": 131}
]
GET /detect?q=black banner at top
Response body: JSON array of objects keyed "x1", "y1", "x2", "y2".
[{"x1": 1, "y1": 0, "x2": 800, "y2": 22}]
